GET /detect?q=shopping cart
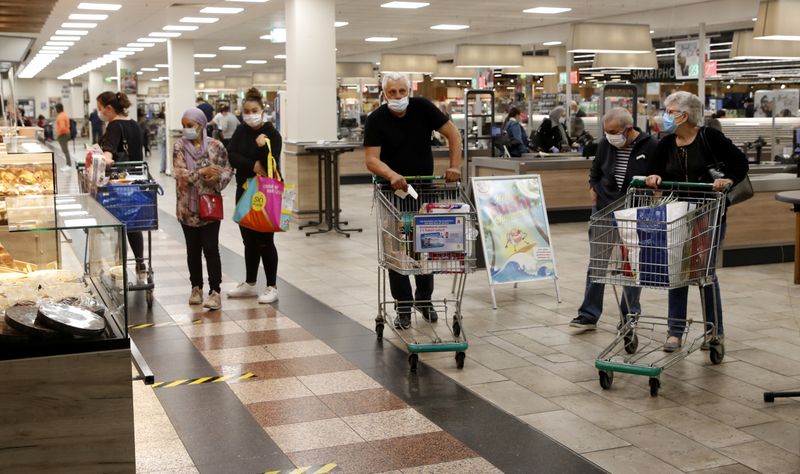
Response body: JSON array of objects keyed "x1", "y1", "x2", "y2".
[
  {"x1": 374, "y1": 177, "x2": 478, "y2": 372},
  {"x1": 589, "y1": 179, "x2": 727, "y2": 396},
  {"x1": 77, "y1": 161, "x2": 162, "y2": 308}
]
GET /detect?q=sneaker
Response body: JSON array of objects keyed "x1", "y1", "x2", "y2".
[
  {"x1": 203, "y1": 291, "x2": 221, "y2": 310},
  {"x1": 59, "y1": 165, "x2": 72, "y2": 172},
  {"x1": 228, "y1": 282, "x2": 258, "y2": 298},
  {"x1": 394, "y1": 312, "x2": 411, "y2": 330},
  {"x1": 569, "y1": 315, "x2": 597, "y2": 330},
  {"x1": 135, "y1": 263, "x2": 148, "y2": 285},
  {"x1": 663, "y1": 336, "x2": 682, "y2": 353},
  {"x1": 416, "y1": 304, "x2": 438, "y2": 322},
  {"x1": 701, "y1": 335, "x2": 724, "y2": 351},
  {"x1": 258, "y1": 286, "x2": 278, "y2": 304},
  {"x1": 189, "y1": 287, "x2": 203, "y2": 305}
]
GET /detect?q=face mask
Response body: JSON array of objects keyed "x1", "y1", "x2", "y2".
[
  {"x1": 183, "y1": 127, "x2": 198, "y2": 140},
  {"x1": 662, "y1": 112, "x2": 682, "y2": 134},
  {"x1": 244, "y1": 113, "x2": 262, "y2": 128},
  {"x1": 98, "y1": 109, "x2": 110, "y2": 122},
  {"x1": 605, "y1": 130, "x2": 628, "y2": 149},
  {"x1": 387, "y1": 96, "x2": 409, "y2": 113}
]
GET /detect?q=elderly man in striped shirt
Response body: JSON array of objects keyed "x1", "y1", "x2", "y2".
[{"x1": 570, "y1": 107, "x2": 659, "y2": 330}]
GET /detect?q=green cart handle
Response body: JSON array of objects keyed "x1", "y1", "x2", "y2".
[{"x1": 629, "y1": 177, "x2": 730, "y2": 191}]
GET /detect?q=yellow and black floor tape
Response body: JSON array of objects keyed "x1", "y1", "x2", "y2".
[
  {"x1": 129, "y1": 319, "x2": 203, "y2": 329},
  {"x1": 264, "y1": 463, "x2": 337, "y2": 474},
  {"x1": 152, "y1": 373, "x2": 256, "y2": 388}
]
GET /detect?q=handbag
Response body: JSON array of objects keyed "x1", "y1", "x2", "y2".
[
  {"x1": 233, "y1": 139, "x2": 294, "y2": 232},
  {"x1": 699, "y1": 128, "x2": 754, "y2": 206},
  {"x1": 199, "y1": 193, "x2": 223, "y2": 221}
]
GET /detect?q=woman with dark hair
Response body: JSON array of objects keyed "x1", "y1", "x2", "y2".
[
  {"x1": 226, "y1": 87, "x2": 283, "y2": 304},
  {"x1": 501, "y1": 107, "x2": 528, "y2": 157},
  {"x1": 96, "y1": 91, "x2": 147, "y2": 283}
]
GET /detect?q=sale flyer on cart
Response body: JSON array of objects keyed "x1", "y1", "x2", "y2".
[
  {"x1": 413, "y1": 215, "x2": 465, "y2": 253},
  {"x1": 472, "y1": 176, "x2": 557, "y2": 285}
]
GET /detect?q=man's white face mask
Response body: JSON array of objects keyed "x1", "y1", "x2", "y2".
[{"x1": 388, "y1": 96, "x2": 409, "y2": 113}]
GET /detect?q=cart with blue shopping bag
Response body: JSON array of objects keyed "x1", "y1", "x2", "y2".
[
  {"x1": 77, "y1": 160, "x2": 163, "y2": 308},
  {"x1": 374, "y1": 177, "x2": 478, "y2": 373},
  {"x1": 588, "y1": 178, "x2": 727, "y2": 396}
]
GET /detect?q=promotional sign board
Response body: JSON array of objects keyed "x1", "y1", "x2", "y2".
[
  {"x1": 120, "y1": 69, "x2": 138, "y2": 95},
  {"x1": 754, "y1": 89, "x2": 799, "y2": 117},
  {"x1": 675, "y1": 39, "x2": 701, "y2": 79},
  {"x1": 471, "y1": 175, "x2": 560, "y2": 308},
  {"x1": 413, "y1": 215, "x2": 465, "y2": 253}
]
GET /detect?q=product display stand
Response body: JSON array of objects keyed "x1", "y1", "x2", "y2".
[{"x1": 302, "y1": 143, "x2": 363, "y2": 238}]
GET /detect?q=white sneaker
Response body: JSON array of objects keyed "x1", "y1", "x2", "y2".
[
  {"x1": 59, "y1": 165, "x2": 72, "y2": 172},
  {"x1": 227, "y1": 282, "x2": 258, "y2": 298},
  {"x1": 258, "y1": 286, "x2": 278, "y2": 304},
  {"x1": 189, "y1": 286, "x2": 203, "y2": 305},
  {"x1": 203, "y1": 291, "x2": 221, "y2": 310}
]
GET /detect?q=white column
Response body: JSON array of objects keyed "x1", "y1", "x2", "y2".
[
  {"x1": 87, "y1": 71, "x2": 104, "y2": 109},
  {"x1": 167, "y1": 39, "x2": 196, "y2": 173},
  {"x1": 116, "y1": 59, "x2": 137, "y2": 121},
  {"x1": 285, "y1": 0, "x2": 337, "y2": 142},
  {"x1": 698, "y1": 22, "x2": 706, "y2": 110}
]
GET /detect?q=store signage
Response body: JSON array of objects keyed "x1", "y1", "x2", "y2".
[
  {"x1": 630, "y1": 65, "x2": 677, "y2": 82},
  {"x1": 675, "y1": 39, "x2": 701, "y2": 79},
  {"x1": 559, "y1": 72, "x2": 566, "y2": 84},
  {"x1": 61, "y1": 85, "x2": 70, "y2": 99},
  {"x1": 704, "y1": 60, "x2": 718, "y2": 77}
]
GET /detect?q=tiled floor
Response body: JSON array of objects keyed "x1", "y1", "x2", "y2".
[{"x1": 53, "y1": 142, "x2": 800, "y2": 473}]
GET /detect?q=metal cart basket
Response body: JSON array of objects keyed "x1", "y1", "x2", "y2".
[
  {"x1": 589, "y1": 180, "x2": 727, "y2": 396},
  {"x1": 77, "y1": 161, "x2": 162, "y2": 308},
  {"x1": 374, "y1": 178, "x2": 478, "y2": 372}
]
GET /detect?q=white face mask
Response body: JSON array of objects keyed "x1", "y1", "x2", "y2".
[
  {"x1": 98, "y1": 109, "x2": 110, "y2": 122},
  {"x1": 183, "y1": 127, "x2": 198, "y2": 140},
  {"x1": 244, "y1": 113, "x2": 262, "y2": 128},
  {"x1": 605, "y1": 130, "x2": 628, "y2": 149},
  {"x1": 387, "y1": 96, "x2": 409, "y2": 113}
]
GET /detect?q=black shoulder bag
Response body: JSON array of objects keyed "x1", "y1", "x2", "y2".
[
  {"x1": 111, "y1": 121, "x2": 130, "y2": 163},
  {"x1": 699, "y1": 127, "x2": 753, "y2": 206}
]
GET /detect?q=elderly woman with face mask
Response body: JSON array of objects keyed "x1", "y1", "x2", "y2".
[
  {"x1": 173, "y1": 107, "x2": 233, "y2": 310},
  {"x1": 645, "y1": 91, "x2": 748, "y2": 354},
  {"x1": 532, "y1": 106, "x2": 572, "y2": 152}
]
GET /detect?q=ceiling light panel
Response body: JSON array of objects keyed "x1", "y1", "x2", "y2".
[
  {"x1": 51, "y1": 35, "x2": 81, "y2": 41},
  {"x1": 200, "y1": 7, "x2": 244, "y2": 14},
  {"x1": 222, "y1": 64, "x2": 242, "y2": 68},
  {"x1": 46, "y1": 41, "x2": 74, "y2": 46},
  {"x1": 225, "y1": 0, "x2": 269, "y2": 2},
  {"x1": 68, "y1": 13, "x2": 109, "y2": 20},
  {"x1": 61, "y1": 22, "x2": 97, "y2": 28},
  {"x1": 203, "y1": 68, "x2": 221, "y2": 72},
  {"x1": 77, "y1": 3, "x2": 121, "y2": 10},
  {"x1": 523, "y1": 7, "x2": 572, "y2": 14},
  {"x1": 543, "y1": 41, "x2": 562, "y2": 46},
  {"x1": 365, "y1": 37, "x2": 398, "y2": 42},
  {"x1": 55, "y1": 29, "x2": 88, "y2": 35},
  {"x1": 274, "y1": 54, "x2": 286, "y2": 59},
  {"x1": 430, "y1": 24, "x2": 469, "y2": 30},
  {"x1": 335, "y1": 21, "x2": 349, "y2": 27},
  {"x1": 163, "y1": 25, "x2": 199, "y2": 31},
  {"x1": 149, "y1": 32, "x2": 181, "y2": 37},
  {"x1": 128, "y1": 42, "x2": 155, "y2": 47},
  {"x1": 219, "y1": 46, "x2": 246, "y2": 50},
  {"x1": 180, "y1": 17, "x2": 219, "y2": 23},
  {"x1": 140, "y1": 37, "x2": 166, "y2": 43},
  {"x1": 141, "y1": 67, "x2": 158, "y2": 71},
  {"x1": 194, "y1": 53, "x2": 217, "y2": 58},
  {"x1": 381, "y1": 2, "x2": 429, "y2": 8},
  {"x1": 246, "y1": 59, "x2": 267, "y2": 64}
]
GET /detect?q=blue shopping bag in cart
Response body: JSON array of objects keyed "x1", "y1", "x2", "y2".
[{"x1": 96, "y1": 183, "x2": 160, "y2": 231}]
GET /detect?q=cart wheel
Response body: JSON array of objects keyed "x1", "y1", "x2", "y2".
[
  {"x1": 145, "y1": 289, "x2": 154, "y2": 308},
  {"x1": 599, "y1": 370, "x2": 614, "y2": 390},
  {"x1": 764, "y1": 393, "x2": 776, "y2": 403},
  {"x1": 375, "y1": 323, "x2": 384, "y2": 340},
  {"x1": 409, "y1": 353, "x2": 419, "y2": 373},
  {"x1": 452, "y1": 320, "x2": 461, "y2": 338},
  {"x1": 455, "y1": 351, "x2": 466, "y2": 370},
  {"x1": 709, "y1": 343, "x2": 725, "y2": 365},
  {"x1": 649, "y1": 378, "x2": 660, "y2": 397},
  {"x1": 624, "y1": 333, "x2": 639, "y2": 354}
]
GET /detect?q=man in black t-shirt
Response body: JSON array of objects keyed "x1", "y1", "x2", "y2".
[{"x1": 364, "y1": 72, "x2": 463, "y2": 330}]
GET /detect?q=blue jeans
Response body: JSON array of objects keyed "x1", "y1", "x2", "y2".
[
  {"x1": 578, "y1": 207, "x2": 642, "y2": 323},
  {"x1": 667, "y1": 222, "x2": 726, "y2": 337}
]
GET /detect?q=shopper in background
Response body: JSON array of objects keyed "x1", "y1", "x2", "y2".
[
  {"x1": 89, "y1": 108, "x2": 103, "y2": 144},
  {"x1": 570, "y1": 107, "x2": 658, "y2": 331},
  {"x1": 531, "y1": 106, "x2": 571, "y2": 153},
  {"x1": 226, "y1": 87, "x2": 283, "y2": 304},
  {"x1": 157, "y1": 112, "x2": 168, "y2": 175},
  {"x1": 138, "y1": 115, "x2": 151, "y2": 157},
  {"x1": 644, "y1": 91, "x2": 748, "y2": 352},
  {"x1": 196, "y1": 97, "x2": 214, "y2": 122},
  {"x1": 173, "y1": 108, "x2": 232, "y2": 310},
  {"x1": 501, "y1": 107, "x2": 528, "y2": 157},
  {"x1": 570, "y1": 100, "x2": 587, "y2": 118},
  {"x1": 743, "y1": 98, "x2": 755, "y2": 118},
  {"x1": 96, "y1": 91, "x2": 148, "y2": 283},
  {"x1": 364, "y1": 72, "x2": 463, "y2": 329},
  {"x1": 54, "y1": 103, "x2": 72, "y2": 171},
  {"x1": 213, "y1": 105, "x2": 239, "y2": 148}
]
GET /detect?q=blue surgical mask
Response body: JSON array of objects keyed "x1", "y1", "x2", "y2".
[
  {"x1": 662, "y1": 112, "x2": 678, "y2": 133},
  {"x1": 183, "y1": 127, "x2": 198, "y2": 140}
]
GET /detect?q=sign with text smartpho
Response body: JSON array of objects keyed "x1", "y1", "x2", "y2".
[{"x1": 471, "y1": 175, "x2": 557, "y2": 286}]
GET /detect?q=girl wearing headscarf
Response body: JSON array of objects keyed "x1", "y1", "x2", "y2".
[{"x1": 173, "y1": 107, "x2": 233, "y2": 309}]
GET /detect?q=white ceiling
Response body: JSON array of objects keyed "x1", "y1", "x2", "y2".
[{"x1": 16, "y1": 0, "x2": 761, "y2": 82}]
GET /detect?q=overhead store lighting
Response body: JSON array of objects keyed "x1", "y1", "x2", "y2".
[
  {"x1": 593, "y1": 51, "x2": 658, "y2": 69},
  {"x1": 180, "y1": 17, "x2": 219, "y2": 23},
  {"x1": 55, "y1": 29, "x2": 88, "y2": 35},
  {"x1": 141, "y1": 67, "x2": 158, "y2": 71},
  {"x1": 365, "y1": 37, "x2": 397, "y2": 42},
  {"x1": 140, "y1": 37, "x2": 166, "y2": 43},
  {"x1": 753, "y1": 0, "x2": 800, "y2": 41},
  {"x1": 194, "y1": 53, "x2": 217, "y2": 58},
  {"x1": 68, "y1": 13, "x2": 108, "y2": 20},
  {"x1": 543, "y1": 41, "x2": 562, "y2": 46},
  {"x1": 61, "y1": 22, "x2": 97, "y2": 28},
  {"x1": 569, "y1": 23, "x2": 653, "y2": 53},
  {"x1": 274, "y1": 54, "x2": 287, "y2": 59},
  {"x1": 337, "y1": 62, "x2": 374, "y2": 78},
  {"x1": 430, "y1": 24, "x2": 469, "y2": 30},
  {"x1": 223, "y1": 64, "x2": 242, "y2": 68},
  {"x1": 149, "y1": 32, "x2": 181, "y2": 37},
  {"x1": 163, "y1": 25, "x2": 199, "y2": 31},
  {"x1": 128, "y1": 42, "x2": 155, "y2": 47},
  {"x1": 77, "y1": 3, "x2": 121, "y2": 10},
  {"x1": 118, "y1": 47, "x2": 143, "y2": 52},
  {"x1": 225, "y1": 0, "x2": 269, "y2": 2},
  {"x1": 380, "y1": 53, "x2": 437, "y2": 73},
  {"x1": 455, "y1": 44, "x2": 523, "y2": 68},
  {"x1": 731, "y1": 31, "x2": 800, "y2": 59},
  {"x1": 246, "y1": 59, "x2": 267, "y2": 64},
  {"x1": 335, "y1": 21, "x2": 349, "y2": 27},
  {"x1": 203, "y1": 68, "x2": 221, "y2": 72},
  {"x1": 433, "y1": 62, "x2": 477, "y2": 80},
  {"x1": 42, "y1": 46, "x2": 69, "y2": 50},
  {"x1": 46, "y1": 41, "x2": 74, "y2": 46},
  {"x1": 523, "y1": 7, "x2": 571, "y2": 14},
  {"x1": 219, "y1": 46, "x2": 246, "y2": 51},
  {"x1": 270, "y1": 28, "x2": 286, "y2": 43},
  {"x1": 51, "y1": 35, "x2": 81, "y2": 41},
  {"x1": 381, "y1": 2, "x2": 429, "y2": 9},
  {"x1": 501, "y1": 55, "x2": 558, "y2": 75},
  {"x1": 200, "y1": 7, "x2": 244, "y2": 14},
  {"x1": 155, "y1": 63, "x2": 169, "y2": 68},
  {"x1": 259, "y1": 34, "x2": 272, "y2": 40}
]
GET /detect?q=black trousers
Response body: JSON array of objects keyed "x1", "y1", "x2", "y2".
[
  {"x1": 388, "y1": 270, "x2": 434, "y2": 314},
  {"x1": 127, "y1": 231, "x2": 145, "y2": 269},
  {"x1": 181, "y1": 221, "x2": 222, "y2": 293},
  {"x1": 240, "y1": 225, "x2": 278, "y2": 286}
]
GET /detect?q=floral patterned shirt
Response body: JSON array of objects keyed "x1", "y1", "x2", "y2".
[{"x1": 173, "y1": 138, "x2": 233, "y2": 227}]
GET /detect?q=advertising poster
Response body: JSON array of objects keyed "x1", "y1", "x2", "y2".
[
  {"x1": 414, "y1": 216, "x2": 465, "y2": 253},
  {"x1": 674, "y1": 39, "x2": 701, "y2": 79},
  {"x1": 120, "y1": 68, "x2": 138, "y2": 95},
  {"x1": 754, "y1": 89, "x2": 799, "y2": 117},
  {"x1": 471, "y1": 175, "x2": 557, "y2": 286}
]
